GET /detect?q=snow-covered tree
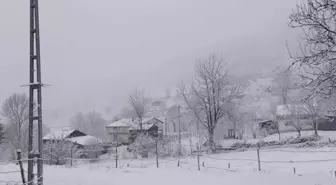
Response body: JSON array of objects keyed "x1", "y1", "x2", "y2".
[
  {"x1": 180, "y1": 54, "x2": 244, "y2": 152},
  {"x1": 289, "y1": 0, "x2": 336, "y2": 98},
  {"x1": 1, "y1": 93, "x2": 29, "y2": 152}
]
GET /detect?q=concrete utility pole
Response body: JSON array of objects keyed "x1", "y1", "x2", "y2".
[{"x1": 27, "y1": 0, "x2": 44, "y2": 185}]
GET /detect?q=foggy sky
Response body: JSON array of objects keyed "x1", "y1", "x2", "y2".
[{"x1": 0, "y1": 0, "x2": 299, "y2": 127}]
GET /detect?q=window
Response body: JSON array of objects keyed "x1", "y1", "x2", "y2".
[{"x1": 113, "y1": 134, "x2": 118, "y2": 140}]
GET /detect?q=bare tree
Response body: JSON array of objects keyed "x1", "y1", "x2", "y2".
[
  {"x1": 271, "y1": 68, "x2": 302, "y2": 138},
  {"x1": 180, "y1": 54, "x2": 244, "y2": 152},
  {"x1": 270, "y1": 104, "x2": 282, "y2": 141},
  {"x1": 1, "y1": 93, "x2": 29, "y2": 152},
  {"x1": 272, "y1": 68, "x2": 296, "y2": 104},
  {"x1": 226, "y1": 102, "x2": 249, "y2": 140},
  {"x1": 303, "y1": 98, "x2": 324, "y2": 136},
  {"x1": 285, "y1": 103, "x2": 308, "y2": 137},
  {"x1": 128, "y1": 88, "x2": 151, "y2": 131},
  {"x1": 289, "y1": 0, "x2": 336, "y2": 98},
  {"x1": 0, "y1": 121, "x2": 5, "y2": 144},
  {"x1": 71, "y1": 112, "x2": 86, "y2": 132},
  {"x1": 71, "y1": 111, "x2": 107, "y2": 139},
  {"x1": 118, "y1": 107, "x2": 134, "y2": 119}
]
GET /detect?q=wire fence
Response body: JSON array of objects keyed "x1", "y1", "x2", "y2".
[{"x1": 2, "y1": 144, "x2": 336, "y2": 185}]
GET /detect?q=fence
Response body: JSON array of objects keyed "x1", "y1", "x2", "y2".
[{"x1": 2, "y1": 143, "x2": 336, "y2": 185}]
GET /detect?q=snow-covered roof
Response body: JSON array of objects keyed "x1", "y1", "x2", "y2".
[
  {"x1": 67, "y1": 135, "x2": 103, "y2": 146},
  {"x1": 128, "y1": 123, "x2": 155, "y2": 131},
  {"x1": 276, "y1": 104, "x2": 309, "y2": 116},
  {"x1": 106, "y1": 119, "x2": 136, "y2": 127},
  {"x1": 42, "y1": 129, "x2": 76, "y2": 140},
  {"x1": 156, "y1": 117, "x2": 166, "y2": 123},
  {"x1": 106, "y1": 117, "x2": 164, "y2": 128},
  {"x1": 142, "y1": 117, "x2": 164, "y2": 124}
]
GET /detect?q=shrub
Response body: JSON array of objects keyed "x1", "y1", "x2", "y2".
[{"x1": 128, "y1": 133, "x2": 155, "y2": 158}]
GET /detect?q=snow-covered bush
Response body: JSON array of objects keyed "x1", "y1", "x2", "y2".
[
  {"x1": 285, "y1": 135, "x2": 320, "y2": 145},
  {"x1": 43, "y1": 140, "x2": 80, "y2": 165},
  {"x1": 128, "y1": 133, "x2": 155, "y2": 158}
]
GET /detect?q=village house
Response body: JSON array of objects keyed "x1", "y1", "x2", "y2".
[
  {"x1": 42, "y1": 129, "x2": 104, "y2": 158},
  {"x1": 276, "y1": 104, "x2": 336, "y2": 133},
  {"x1": 105, "y1": 117, "x2": 164, "y2": 144}
]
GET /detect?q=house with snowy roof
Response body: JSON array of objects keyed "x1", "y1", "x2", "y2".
[
  {"x1": 43, "y1": 129, "x2": 104, "y2": 158},
  {"x1": 105, "y1": 117, "x2": 164, "y2": 144}
]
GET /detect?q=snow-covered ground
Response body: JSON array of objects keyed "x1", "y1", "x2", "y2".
[
  {"x1": 2, "y1": 147, "x2": 336, "y2": 185},
  {"x1": 248, "y1": 131, "x2": 336, "y2": 144},
  {"x1": 218, "y1": 131, "x2": 336, "y2": 148},
  {"x1": 2, "y1": 163, "x2": 335, "y2": 185},
  {"x1": 1, "y1": 162, "x2": 336, "y2": 185}
]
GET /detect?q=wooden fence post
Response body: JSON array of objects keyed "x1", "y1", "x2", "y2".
[
  {"x1": 115, "y1": 144, "x2": 118, "y2": 168},
  {"x1": 197, "y1": 144, "x2": 200, "y2": 171},
  {"x1": 257, "y1": 144, "x2": 261, "y2": 171},
  {"x1": 50, "y1": 147, "x2": 52, "y2": 165},
  {"x1": 17, "y1": 150, "x2": 26, "y2": 184},
  {"x1": 156, "y1": 140, "x2": 159, "y2": 168},
  {"x1": 70, "y1": 146, "x2": 73, "y2": 167}
]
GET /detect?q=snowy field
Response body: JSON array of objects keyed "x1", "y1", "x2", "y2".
[
  {"x1": 2, "y1": 147, "x2": 336, "y2": 185},
  {"x1": 2, "y1": 164, "x2": 336, "y2": 185}
]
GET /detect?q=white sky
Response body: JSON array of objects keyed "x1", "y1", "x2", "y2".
[{"x1": 0, "y1": 0, "x2": 300, "y2": 126}]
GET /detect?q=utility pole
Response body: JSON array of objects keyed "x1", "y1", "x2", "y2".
[
  {"x1": 178, "y1": 105, "x2": 182, "y2": 156},
  {"x1": 28, "y1": 0, "x2": 43, "y2": 185}
]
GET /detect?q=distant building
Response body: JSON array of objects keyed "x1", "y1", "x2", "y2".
[{"x1": 105, "y1": 117, "x2": 164, "y2": 144}]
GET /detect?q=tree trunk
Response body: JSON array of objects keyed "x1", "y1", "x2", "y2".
[
  {"x1": 297, "y1": 129, "x2": 301, "y2": 137},
  {"x1": 313, "y1": 121, "x2": 318, "y2": 136},
  {"x1": 276, "y1": 122, "x2": 281, "y2": 141},
  {"x1": 252, "y1": 133, "x2": 256, "y2": 139},
  {"x1": 208, "y1": 130, "x2": 216, "y2": 153}
]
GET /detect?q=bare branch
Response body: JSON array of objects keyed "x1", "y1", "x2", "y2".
[
  {"x1": 179, "y1": 54, "x2": 243, "y2": 152},
  {"x1": 288, "y1": 0, "x2": 336, "y2": 98},
  {"x1": 1, "y1": 93, "x2": 29, "y2": 151},
  {"x1": 128, "y1": 88, "x2": 151, "y2": 131}
]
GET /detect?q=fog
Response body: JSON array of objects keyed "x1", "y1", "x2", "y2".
[{"x1": 0, "y1": 0, "x2": 299, "y2": 126}]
